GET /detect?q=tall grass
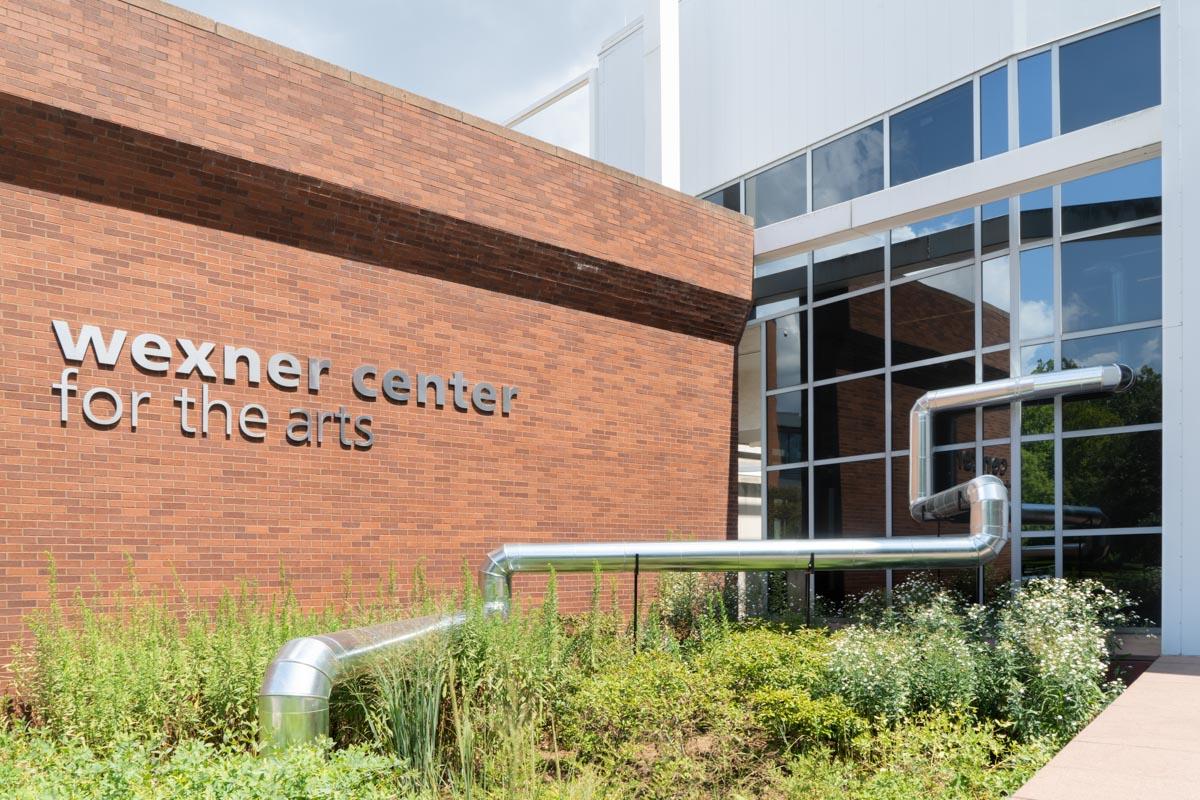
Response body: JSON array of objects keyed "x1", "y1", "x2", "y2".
[
  {"x1": 353, "y1": 636, "x2": 447, "y2": 794},
  {"x1": 7, "y1": 558, "x2": 409, "y2": 751}
]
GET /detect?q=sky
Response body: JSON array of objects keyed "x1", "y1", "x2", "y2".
[{"x1": 173, "y1": 0, "x2": 643, "y2": 153}]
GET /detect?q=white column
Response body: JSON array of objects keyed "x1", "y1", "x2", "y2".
[
  {"x1": 1160, "y1": 0, "x2": 1199, "y2": 655},
  {"x1": 587, "y1": 68, "x2": 600, "y2": 160},
  {"x1": 642, "y1": 0, "x2": 681, "y2": 189}
]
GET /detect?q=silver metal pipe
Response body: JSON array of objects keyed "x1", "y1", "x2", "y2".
[
  {"x1": 259, "y1": 363, "x2": 1131, "y2": 749},
  {"x1": 481, "y1": 480, "x2": 1006, "y2": 608},
  {"x1": 258, "y1": 611, "x2": 463, "y2": 751},
  {"x1": 908, "y1": 364, "x2": 1132, "y2": 518}
]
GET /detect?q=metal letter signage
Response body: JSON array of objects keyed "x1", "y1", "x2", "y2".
[{"x1": 48, "y1": 319, "x2": 519, "y2": 451}]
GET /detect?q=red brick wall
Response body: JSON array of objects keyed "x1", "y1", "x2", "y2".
[
  {"x1": 0, "y1": 0, "x2": 753, "y2": 650},
  {"x1": 0, "y1": 0, "x2": 748, "y2": 297}
]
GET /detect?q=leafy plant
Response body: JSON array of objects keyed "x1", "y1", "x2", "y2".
[
  {"x1": 696, "y1": 625, "x2": 831, "y2": 695},
  {"x1": 749, "y1": 687, "x2": 865, "y2": 752}
]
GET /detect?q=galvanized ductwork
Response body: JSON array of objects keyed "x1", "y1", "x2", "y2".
[
  {"x1": 259, "y1": 363, "x2": 1132, "y2": 749},
  {"x1": 258, "y1": 612, "x2": 465, "y2": 749}
]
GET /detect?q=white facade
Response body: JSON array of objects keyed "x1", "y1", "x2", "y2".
[
  {"x1": 513, "y1": 0, "x2": 1197, "y2": 654},
  {"x1": 1159, "y1": 0, "x2": 1199, "y2": 656}
]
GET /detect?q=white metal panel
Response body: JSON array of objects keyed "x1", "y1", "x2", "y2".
[
  {"x1": 678, "y1": 0, "x2": 1159, "y2": 195},
  {"x1": 597, "y1": 24, "x2": 646, "y2": 177},
  {"x1": 1160, "y1": 0, "x2": 1198, "y2": 655},
  {"x1": 1019, "y1": 0, "x2": 1159, "y2": 51}
]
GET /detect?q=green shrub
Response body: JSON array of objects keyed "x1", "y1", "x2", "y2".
[
  {"x1": 763, "y1": 712, "x2": 1056, "y2": 800},
  {"x1": 749, "y1": 687, "x2": 865, "y2": 751},
  {"x1": 695, "y1": 626, "x2": 831, "y2": 695},
  {"x1": 560, "y1": 651, "x2": 741, "y2": 761},
  {"x1": 0, "y1": 723, "x2": 408, "y2": 800},
  {"x1": 642, "y1": 571, "x2": 730, "y2": 651},
  {"x1": 4, "y1": 567, "x2": 1129, "y2": 800}
]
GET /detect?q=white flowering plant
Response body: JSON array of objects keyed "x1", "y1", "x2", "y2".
[{"x1": 825, "y1": 575, "x2": 1132, "y2": 745}]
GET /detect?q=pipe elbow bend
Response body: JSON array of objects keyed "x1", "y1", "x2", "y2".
[
  {"x1": 482, "y1": 545, "x2": 513, "y2": 580},
  {"x1": 969, "y1": 529, "x2": 1008, "y2": 564},
  {"x1": 260, "y1": 636, "x2": 339, "y2": 700},
  {"x1": 480, "y1": 546, "x2": 515, "y2": 615},
  {"x1": 258, "y1": 636, "x2": 341, "y2": 750},
  {"x1": 912, "y1": 394, "x2": 934, "y2": 416}
]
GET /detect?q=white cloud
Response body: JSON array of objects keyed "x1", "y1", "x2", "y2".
[
  {"x1": 982, "y1": 256, "x2": 1010, "y2": 309},
  {"x1": 1019, "y1": 300, "x2": 1055, "y2": 339},
  {"x1": 172, "y1": 0, "x2": 642, "y2": 124}
]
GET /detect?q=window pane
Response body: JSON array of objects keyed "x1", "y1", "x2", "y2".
[
  {"x1": 755, "y1": 296, "x2": 801, "y2": 319},
  {"x1": 981, "y1": 199, "x2": 1010, "y2": 255},
  {"x1": 812, "y1": 121, "x2": 884, "y2": 209},
  {"x1": 982, "y1": 255, "x2": 1011, "y2": 347},
  {"x1": 766, "y1": 468, "x2": 808, "y2": 539},
  {"x1": 1020, "y1": 440, "x2": 1055, "y2": 531},
  {"x1": 766, "y1": 312, "x2": 805, "y2": 389},
  {"x1": 891, "y1": 209, "x2": 974, "y2": 278},
  {"x1": 1020, "y1": 344, "x2": 1054, "y2": 436},
  {"x1": 812, "y1": 290, "x2": 885, "y2": 380},
  {"x1": 814, "y1": 458, "x2": 886, "y2": 537},
  {"x1": 983, "y1": 442, "x2": 1012, "y2": 487},
  {"x1": 1062, "y1": 158, "x2": 1162, "y2": 235},
  {"x1": 1022, "y1": 401, "x2": 1054, "y2": 437},
  {"x1": 754, "y1": 264, "x2": 807, "y2": 311},
  {"x1": 1062, "y1": 534, "x2": 1161, "y2": 625},
  {"x1": 935, "y1": 448, "x2": 977, "y2": 494},
  {"x1": 1018, "y1": 51, "x2": 1052, "y2": 146},
  {"x1": 1060, "y1": 17, "x2": 1161, "y2": 134},
  {"x1": 890, "y1": 83, "x2": 973, "y2": 185},
  {"x1": 755, "y1": 250, "x2": 808, "y2": 279},
  {"x1": 746, "y1": 154, "x2": 807, "y2": 227},
  {"x1": 980, "y1": 66, "x2": 1009, "y2": 158},
  {"x1": 891, "y1": 358, "x2": 976, "y2": 449},
  {"x1": 1063, "y1": 430, "x2": 1162, "y2": 528},
  {"x1": 1020, "y1": 342, "x2": 1055, "y2": 377},
  {"x1": 983, "y1": 347, "x2": 1011, "y2": 381},
  {"x1": 1063, "y1": 327, "x2": 1161, "y2": 431},
  {"x1": 815, "y1": 572, "x2": 887, "y2": 612},
  {"x1": 1019, "y1": 246, "x2": 1054, "y2": 340},
  {"x1": 813, "y1": 234, "x2": 885, "y2": 298},
  {"x1": 1020, "y1": 188, "x2": 1052, "y2": 242},
  {"x1": 1062, "y1": 225, "x2": 1161, "y2": 333},
  {"x1": 767, "y1": 389, "x2": 806, "y2": 465},
  {"x1": 1021, "y1": 536, "x2": 1057, "y2": 579},
  {"x1": 891, "y1": 265, "x2": 975, "y2": 366},
  {"x1": 702, "y1": 183, "x2": 741, "y2": 213},
  {"x1": 813, "y1": 375, "x2": 885, "y2": 459},
  {"x1": 738, "y1": 470, "x2": 762, "y2": 540},
  {"x1": 983, "y1": 356, "x2": 1013, "y2": 441},
  {"x1": 738, "y1": 329, "x2": 762, "y2": 465}
]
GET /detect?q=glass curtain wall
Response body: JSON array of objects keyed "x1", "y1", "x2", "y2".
[
  {"x1": 703, "y1": 14, "x2": 1160, "y2": 231},
  {"x1": 744, "y1": 158, "x2": 1162, "y2": 624}
]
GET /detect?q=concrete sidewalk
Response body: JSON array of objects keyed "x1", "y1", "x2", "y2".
[{"x1": 1014, "y1": 656, "x2": 1200, "y2": 800}]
